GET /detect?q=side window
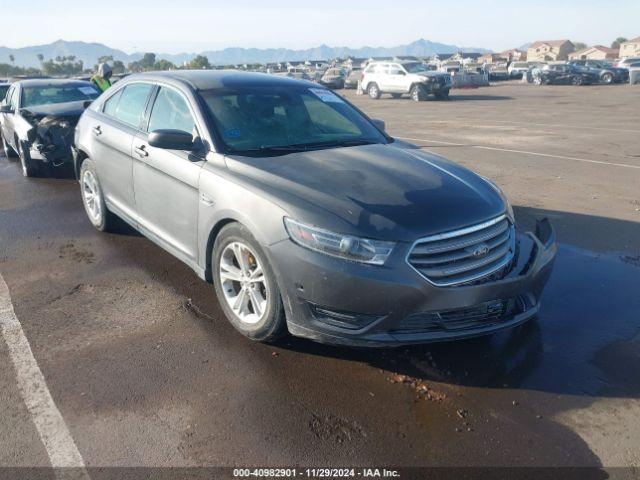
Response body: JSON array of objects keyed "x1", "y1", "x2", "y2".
[
  {"x1": 389, "y1": 64, "x2": 403, "y2": 75},
  {"x1": 147, "y1": 87, "x2": 196, "y2": 135},
  {"x1": 102, "y1": 89, "x2": 123, "y2": 117},
  {"x1": 112, "y1": 83, "x2": 153, "y2": 128}
]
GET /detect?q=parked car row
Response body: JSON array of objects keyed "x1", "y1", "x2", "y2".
[
  {"x1": 530, "y1": 62, "x2": 629, "y2": 86},
  {"x1": 0, "y1": 70, "x2": 557, "y2": 347}
]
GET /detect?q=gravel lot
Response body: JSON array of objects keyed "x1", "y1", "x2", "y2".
[{"x1": 0, "y1": 81, "x2": 639, "y2": 477}]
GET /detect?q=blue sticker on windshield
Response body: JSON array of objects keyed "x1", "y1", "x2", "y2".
[{"x1": 226, "y1": 128, "x2": 241, "y2": 138}]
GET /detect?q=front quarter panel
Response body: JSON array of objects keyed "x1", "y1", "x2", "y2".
[{"x1": 197, "y1": 153, "x2": 290, "y2": 275}]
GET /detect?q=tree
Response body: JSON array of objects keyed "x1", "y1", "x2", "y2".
[
  {"x1": 9, "y1": 54, "x2": 14, "y2": 64},
  {"x1": 37, "y1": 53, "x2": 44, "y2": 63},
  {"x1": 127, "y1": 53, "x2": 157, "y2": 72},
  {"x1": 41, "y1": 56, "x2": 84, "y2": 76},
  {"x1": 611, "y1": 37, "x2": 628, "y2": 49},
  {"x1": 153, "y1": 59, "x2": 176, "y2": 71},
  {"x1": 573, "y1": 42, "x2": 588, "y2": 51},
  {"x1": 112, "y1": 60, "x2": 125, "y2": 74},
  {"x1": 187, "y1": 55, "x2": 211, "y2": 69},
  {"x1": 97, "y1": 55, "x2": 114, "y2": 64}
]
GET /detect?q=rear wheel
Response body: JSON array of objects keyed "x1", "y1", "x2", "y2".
[
  {"x1": 2, "y1": 134, "x2": 17, "y2": 158},
  {"x1": 212, "y1": 223, "x2": 287, "y2": 342},
  {"x1": 367, "y1": 83, "x2": 381, "y2": 99},
  {"x1": 572, "y1": 75, "x2": 584, "y2": 86},
  {"x1": 533, "y1": 76, "x2": 544, "y2": 86},
  {"x1": 410, "y1": 84, "x2": 427, "y2": 102},
  {"x1": 601, "y1": 72, "x2": 613, "y2": 84},
  {"x1": 80, "y1": 158, "x2": 115, "y2": 232}
]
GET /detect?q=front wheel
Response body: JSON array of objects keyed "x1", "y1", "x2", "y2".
[
  {"x1": 601, "y1": 72, "x2": 613, "y2": 84},
  {"x1": 533, "y1": 76, "x2": 544, "y2": 86},
  {"x1": 212, "y1": 223, "x2": 287, "y2": 342},
  {"x1": 410, "y1": 84, "x2": 427, "y2": 102},
  {"x1": 2, "y1": 134, "x2": 17, "y2": 158},
  {"x1": 80, "y1": 158, "x2": 116, "y2": 231},
  {"x1": 18, "y1": 143, "x2": 39, "y2": 177},
  {"x1": 572, "y1": 75, "x2": 584, "y2": 86}
]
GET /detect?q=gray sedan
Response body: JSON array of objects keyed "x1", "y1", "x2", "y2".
[{"x1": 73, "y1": 70, "x2": 556, "y2": 346}]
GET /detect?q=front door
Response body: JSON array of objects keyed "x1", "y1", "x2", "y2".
[{"x1": 132, "y1": 86, "x2": 203, "y2": 263}]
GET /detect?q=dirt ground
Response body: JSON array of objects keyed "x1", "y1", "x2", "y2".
[{"x1": 0, "y1": 81, "x2": 639, "y2": 478}]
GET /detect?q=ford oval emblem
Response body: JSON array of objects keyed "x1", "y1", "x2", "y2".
[{"x1": 472, "y1": 243, "x2": 490, "y2": 257}]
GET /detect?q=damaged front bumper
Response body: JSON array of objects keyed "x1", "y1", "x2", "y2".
[
  {"x1": 17, "y1": 113, "x2": 77, "y2": 167},
  {"x1": 270, "y1": 218, "x2": 557, "y2": 347}
]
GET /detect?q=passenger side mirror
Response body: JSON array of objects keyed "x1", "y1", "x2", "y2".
[
  {"x1": 148, "y1": 129, "x2": 195, "y2": 151},
  {"x1": 371, "y1": 118, "x2": 386, "y2": 132},
  {"x1": 0, "y1": 104, "x2": 14, "y2": 114}
]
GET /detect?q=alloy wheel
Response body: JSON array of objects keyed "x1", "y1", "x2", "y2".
[
  {"x1": 219, "y1": 242, "x2": 269, "y2": 325},
  {"x1": 82, "y1": 170, "x2": 103, "y2": 223}
]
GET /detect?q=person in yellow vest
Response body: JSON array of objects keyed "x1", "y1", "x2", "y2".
[{"x1": 91, "y1": 63, "x2": 113, "y2": 92}]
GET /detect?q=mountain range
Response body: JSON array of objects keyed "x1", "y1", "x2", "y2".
[{"x1": 0, "y1": 39, "x2": 492, "y2": 68}]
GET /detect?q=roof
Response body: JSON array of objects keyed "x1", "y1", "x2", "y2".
[
  {"x1": 622, "y1": 37, "x2": 640, "y2": 44},
  {"x1": 12, "y1": 78, "x2": 94, "y2": 88},
  {"x1": 592, "y1": 45, "x2": 619, "y2": 54},
  {"x1": 530, "y1": 39, "x2": 572, "y2": 48},
  {"x1": 123, "y1": 70, "x2": 316, "y2": 90}
]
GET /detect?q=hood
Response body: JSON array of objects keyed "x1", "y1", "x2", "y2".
[
  {"x1": 417, "y1": 71, "x2": 449, "y2": 78},
  {"x1": 21, "y1": 100, "x2": 87, "y2": 119},
  {"x1": 226, "y1": 143, "x2": 506, "y2": 241}
]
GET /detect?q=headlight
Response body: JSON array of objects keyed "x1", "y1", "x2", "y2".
[{"x1": 284, "y1": 218, "x2": 395, "y2": 265}]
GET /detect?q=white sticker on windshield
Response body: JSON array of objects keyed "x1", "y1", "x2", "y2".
[
  {"x1": 309, "y1": 88, "x2": 344, "y2": 103},
  {"x1": 79, "y1": 86, "x2": 97, "y2": 95}
]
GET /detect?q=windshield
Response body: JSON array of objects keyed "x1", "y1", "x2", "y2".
[
  {"x1": 200, "y1": 86, "x2": 388, "y2": 156},
  {"x1": 403, "y1": 62, "x2": 428, "y2": 73},
  {"x1": 22, "y1": 85, "x2": 100, "y2": 108}
]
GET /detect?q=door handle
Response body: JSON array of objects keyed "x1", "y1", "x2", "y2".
[
  {"x1": 134, "y1": 145, "x2": 148, "y2": 158},
  {"x1": 92, "y1": 125, "x2": 102, "y2": 136},
  {"x1": 200, "y1": 193, "x2": 215, "y2": 206}
]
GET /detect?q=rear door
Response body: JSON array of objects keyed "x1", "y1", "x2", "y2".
[
  {"x1": 132, "y1": 85, "x2": 204, "y2": 264},
  {"x1": 91, "y1": 82, "x2": 154, "y2": 221}
]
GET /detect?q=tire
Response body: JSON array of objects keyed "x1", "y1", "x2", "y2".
[
  {"x1": 601, "y1": 72, "x2": 613, "y2": 84},
  {"x1": 79, "y1": 158, "x2": 115, "y2": 232},
  {"x1": 367, "y1": 83, "x2": 381, "y2": 99},
  {"x1": 533, "y1": 76, "x2": 544, "y2": 86},
  {"x1": 390, "y1": 93, "x2": 402, "y2": 99},
  {"x1": 572, "y1": 75, "x2": 584, "y2": 86},
  {"x1": 17, "y1": 141, "x2": 39, "y2": 177},
  {"x1": 212, "y1": 223, "x2": 287, "y2": 342},
  {"x1": 435, "y1": 89, "x2": 450, "y2": 101},
  {"x1": 410, "y1": 84, "x2": 427, "y2": 102},
  {"x1": 2, "y1": 134, "x2": 17, "y2": 158}
]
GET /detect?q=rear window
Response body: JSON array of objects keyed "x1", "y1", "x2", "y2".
[{"x1": 22, "y1": 85, "x2": 100, "y2": 108}]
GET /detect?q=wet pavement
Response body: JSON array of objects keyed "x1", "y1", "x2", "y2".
[{"x1": 0, "y1": 83, "x2": 639, "y2": 475}]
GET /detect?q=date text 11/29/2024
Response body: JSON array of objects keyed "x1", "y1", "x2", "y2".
[{"x1": 233, "y1": 468, "x2": 400, "y2": 478}]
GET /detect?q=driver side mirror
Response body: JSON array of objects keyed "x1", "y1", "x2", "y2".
[
  {"x1": 0, "y1": 104, "x2": 14, "y2": 114},
  {"x1": 371, "y1": 118, "x2": 386, "y2": 132},
  {"x1": 148, "y1": 129, "x2": 195, "y2": 151}
]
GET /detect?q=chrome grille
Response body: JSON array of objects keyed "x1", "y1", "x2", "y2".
[{"x1": 408, "y1": 215, "x2": 515, "y2": 286}]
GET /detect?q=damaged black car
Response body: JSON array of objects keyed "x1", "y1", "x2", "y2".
[{"x1": 0, "y1": 79, "x2": 100, "y2": 177}]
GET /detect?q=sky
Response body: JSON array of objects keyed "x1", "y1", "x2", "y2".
[{"x1": 1, "y1": 0, "x2": 638, "y2": 53}]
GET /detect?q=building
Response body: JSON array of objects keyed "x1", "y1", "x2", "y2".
[
  {"x1": 499, "y1": 49, "x2": 526, "y2": 61},
  {"x1": 527, "y1": 40, "x2": 575, "y2": 62},
  {"x1": 568, "y1": 45, "x2": 619, "y2": 61},
  {"x1": 619, "y1": 37, "x2": 640, "y2": 58},
  {"x1": 479, "y1": 53, "x2": 506, "y2": 64}
]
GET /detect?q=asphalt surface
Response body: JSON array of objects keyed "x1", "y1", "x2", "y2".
[{"x1": 1, "y1": 81, "x2": 639, "y2": 477}]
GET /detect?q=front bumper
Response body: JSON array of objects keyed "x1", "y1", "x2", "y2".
[{"x1": 269, "y1": 218, "x2": 556, "y2": 347}]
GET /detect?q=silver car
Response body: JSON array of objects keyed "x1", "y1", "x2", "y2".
[{"x1": 74, "y1": 71, "x2": 556, "y2": 346}]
